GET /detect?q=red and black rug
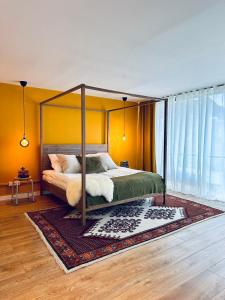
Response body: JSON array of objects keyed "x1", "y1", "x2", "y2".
[{"x1": 26, "y1": 195, "x2": 223, "y2": 273}]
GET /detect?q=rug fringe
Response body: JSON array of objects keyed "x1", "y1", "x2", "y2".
[{"x1": 25, "y1": 213, "x2": 69, "y2": 273}]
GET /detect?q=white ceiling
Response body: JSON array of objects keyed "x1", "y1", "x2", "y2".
[{"x1": 1, "y1": 0, "x2": 225, "y2": 97}]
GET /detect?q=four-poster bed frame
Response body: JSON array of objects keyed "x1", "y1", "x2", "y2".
[{"x1": 40, "y1": 83, "x2": 168, "y2": 225}]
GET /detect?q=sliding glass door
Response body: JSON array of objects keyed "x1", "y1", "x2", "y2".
[{"x1": 155, "y1": 86, "x2": 225, "y2": 202}]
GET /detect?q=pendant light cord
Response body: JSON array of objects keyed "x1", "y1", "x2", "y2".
[
  {"x1": 22, "y1": 86, "x2": 26, "y2": 137},
  {"x1": 123, "y1": 100, "x2": 125, "y2": 135}
]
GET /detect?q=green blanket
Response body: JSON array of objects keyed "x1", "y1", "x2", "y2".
[{"x1": 86, "y1": 172, "x2": 165, "y2": 207}]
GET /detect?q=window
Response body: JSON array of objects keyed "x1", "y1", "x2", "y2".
[{"x1": 155, "y1": 86, "x2": 225, "y2": 201}]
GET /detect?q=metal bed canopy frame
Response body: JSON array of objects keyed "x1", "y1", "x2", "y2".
[{"x1": 40, "y1": 83, "x2": 168, "y2": 225}]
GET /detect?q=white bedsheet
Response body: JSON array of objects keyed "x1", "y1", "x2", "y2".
[{"x1": 43, "y1": 167, "x2": 141, "y2": 189}]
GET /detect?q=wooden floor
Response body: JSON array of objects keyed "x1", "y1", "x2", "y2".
[{"x1": 1, "y1": 196, "x2": 225, "y2": 300}]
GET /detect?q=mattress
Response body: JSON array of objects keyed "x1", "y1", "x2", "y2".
[
  {"x1": 42, "y1": 167, "x2": 165, "y2": 208},
  {"x1": 42, "y1": 167, "x2": 142, "y2": 190}
]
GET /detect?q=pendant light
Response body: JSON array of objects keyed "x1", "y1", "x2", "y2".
[
  {"x1": 19, "y1": 81, "x2": 29, "y2": 147},
  {"x1": 122, "y1": 97, "x2": 127, "y2": 141}
]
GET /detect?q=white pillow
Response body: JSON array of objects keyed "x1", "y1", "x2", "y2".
[
  {"x1": 57, "y1": 154, "x2": 81, "y2": 173},
  {"x1": 87, "y1": 152, "x2": 117, "y2": 170},
  {"x1": 48, "y1": 154, "x2": 62, "y2": 172},
  {"x1": 100, "y1": 153, "x2": 117, "y2": 170}
]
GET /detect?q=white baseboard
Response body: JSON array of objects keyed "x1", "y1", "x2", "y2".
[{"x1": 0, "y1": 191, "x2": 40, "y2": 201}]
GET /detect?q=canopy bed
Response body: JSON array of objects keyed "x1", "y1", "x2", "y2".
[{"x1": 40, "y1": 84, "x2": 168, "y2": 225}]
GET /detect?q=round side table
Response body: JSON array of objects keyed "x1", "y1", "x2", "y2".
[{"x1": 11, "y1": 176, "x2": 35, "y2": 205}]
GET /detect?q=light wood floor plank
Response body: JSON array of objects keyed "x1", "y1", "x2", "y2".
[
  {"x1": 109, "y1": 238, "x2": 225, "y2": 300},
  {"x1": 1, "y1": 196, "x2": 225, "y2": 300},
  {"x1": 157, "y1": 270, "x2": 225, "y2": 300},
  {"x1": 209, "y1": 258, "x2": 225, "y2": 279},
  {"x1": 212, "y1": 288, "x2": 225, "y2": 300}
]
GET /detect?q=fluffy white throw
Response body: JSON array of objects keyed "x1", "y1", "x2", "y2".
[{"x1": 66, "y1": 174, "x2": 114, "y2": 206}]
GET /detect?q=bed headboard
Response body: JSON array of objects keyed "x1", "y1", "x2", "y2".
[{"x1": 41, "y1": 144, "x2": 108, "y2": 172}]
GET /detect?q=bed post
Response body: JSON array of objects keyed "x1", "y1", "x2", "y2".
[
  {"x1": 163, "y1": 98, "x2": 168, "y2": 205},
  {"x1": 40, "y1": 103, "x2": 43, "y2": 196},
  {"x1": 107, "y1": 111, "x2": 110, "y2": 152},
  {"x1": 81, "y1": 84, "x2": 87, "y2": 226}
]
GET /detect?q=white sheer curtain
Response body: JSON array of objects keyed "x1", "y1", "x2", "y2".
[{"x1": 155, "y1": 86, "x2": 225, "y2": 202}]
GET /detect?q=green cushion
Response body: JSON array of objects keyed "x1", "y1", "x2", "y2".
[{"x1": 76, "y1": 156, "x2": 105, "y2": 174}]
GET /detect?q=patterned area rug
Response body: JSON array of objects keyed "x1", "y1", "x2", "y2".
[
  {"x1": 26, "y1": 195, "x2": 223, "y2": 273},
  {"x1": 65, "y1": 199, "x2": 185, "y2": 239}
]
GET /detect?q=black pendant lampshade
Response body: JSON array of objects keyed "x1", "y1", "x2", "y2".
[{"x1": 19, "y1": 80, "x2": 29, "y2": 147}]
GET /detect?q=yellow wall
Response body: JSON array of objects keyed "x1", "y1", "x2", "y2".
[
  {"x1": 110, "y1": 107, "x2": 139, "y2": 168},
  {"x1": 0, "y1": 83, "x2": 139, "y2": 191}
]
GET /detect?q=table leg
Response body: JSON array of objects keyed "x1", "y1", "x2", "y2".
[
  {"x1": 11, "y1": 183, "x2": 14, "y2": 204},
  {"x1": 31, "y1": 179, "x2": 34, "y2": 202},
  {"x1": 15, "y1": 183, "x2": 19, "y2": 205}
]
